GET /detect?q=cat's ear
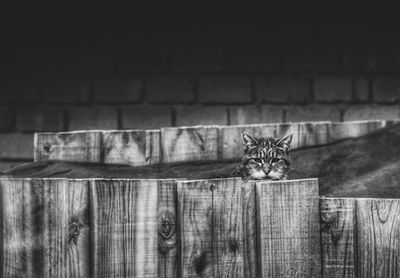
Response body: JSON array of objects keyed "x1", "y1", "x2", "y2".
[
  {"x1": 241, "y1": 131, "x2": 259, "y2": 149},
  {"x1": 276, "y1": 134, "x2": 293, "y2": 148}
]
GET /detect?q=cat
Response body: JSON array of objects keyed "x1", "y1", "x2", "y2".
[{"x1": 233, "y1": 131, "x2": 293, "y2": 181}]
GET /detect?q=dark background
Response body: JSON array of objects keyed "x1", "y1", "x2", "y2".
[{"x1": 1, "y1": 3, "x2": 400, "y2": 169}]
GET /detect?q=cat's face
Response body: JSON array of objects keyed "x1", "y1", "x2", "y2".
[{"x1": 240, "y1": 132, "x2": 293, "y2": 180}]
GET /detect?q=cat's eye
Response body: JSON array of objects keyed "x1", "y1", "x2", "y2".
[
  {"x1": 252, "y1": 158, "x2": 263, "y2": 164},
  {"x1": 270, "y1": 158, "x2": 280, "y2": 164}
]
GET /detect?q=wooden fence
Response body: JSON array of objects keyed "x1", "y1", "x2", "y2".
[
  {"x1": 34, "y1": 120, "x2": 388, "y2": 166},
  {"x1": 2, "y1": 177, "x2": 399, "y2": 277}
]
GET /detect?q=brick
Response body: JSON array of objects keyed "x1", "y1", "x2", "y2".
[
  {"x1": 0, "y1": 78, "x2": 40, "y2": 103},
  {"x1": 16, "y1": 107, "x2": 64, "y2": 132},
  {"x1": 373, "y1": 77, "x2": 400, "y2": 103},
  {"x1": 284, "y1": 46, "x2": 340, "y2": 72},
  {"x1": 68, "y1": 107, "x2": 118, "y2": 130},
  {"x1": 117, "y1": 49, "x2": 168, "y2": 74},
  {"x1": 225, "y1": 47, "x2": 281, "y2": 73},
  {"x1": 229, "y1": 105, "x2": 284, "y2": 125},
  {"x1": 171, "y1": 48, "x2": 223, "y2": 73},
  {"x1": 314, "y1": 78, "x2": 352, "y2": 102},
  {"x1": 319, "y1": 20, "x2": 372, "y2": 42},
  {"x1": 0, "y1": 160, "x2": 30, "y2": 172},
  {"x1": 286, "y1": 105, "x2": 341, "y2": 122},
  {"x1": 121, "y1": 106, "x2": 172, "y2": 129},
  {"x1": 343, "y1": 105, "x2": 400, "y2": 121},
  {"x1": 42, "y1": 77, "x2": 91, "y2": 103},
  {"x1": 0, "y1": 133, "x2": 34, "y2": 159},
  {"x1": 94, "y1": 77, "x2": 142, "y2": 103},
  {"x1": 175, "y1": 106, "x2": 228, "y2": 126},
  {"x1": 0, "y1": 107, "x2": 14, "y2": 131},
  {"x1": 146, "y1": 76, "x2": 195, "y2": 103},
  {"x1": 259, "y1": 19, "x2": 315, "y2": 43},
  {"x1": 354, "y1": 78, "x2": 370, "y2": 102},
  {"x1": 15, "y1": 51, "x2": 61, "y2": 73},
  {"x1": 344, "y1": 46, "x2": 371, "y2": 72},
  {"x1": 198, "y1": 77, "x2": 251, "y2": 104},
  {"x1": 64, "y1": 50, "x2": 115, "y2": 74},
  {"x1": 255, "y1": 77, "x2": 311, "y2": 103}
]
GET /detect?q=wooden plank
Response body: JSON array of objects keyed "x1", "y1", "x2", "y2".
[
  {"x1": 356, "y1": 199, "x2": 400, "y2": 278},
  {"x1": 257, "y1": 178, "x2": 321, "y2": 277},
  {"x1": 1, "y1": 178, "x2": 89, "y2": 278},
  {"x1": 34, "y1": 131, "x2": 102, "y2": 162},
  {"x1": 102, "y1": 130, "x2": 161, "y2": 166},
  {"x1": 161, "y1": 126, "x2": 219, "y2": 163},
  {"x1": 320, "y1": 198, "x2": 356, "y2": 278},
  {"x1": 241, "y1": 181, "x2": 259, "y2": 278},
  {"x1": 158, "y1": 180, "x2": 178, "y2": 278},
  {"x1": 90, "y1": 179, "x2": 158, "y2": 278},
  {"x1": 329, "y1": 120, "x2": 386, "y2": 143},
  {"x1": 297, "y1": 122, "x2": 330, "y2": 148},
  {"x1": 178, "y1": 178, "x2": 244, "y2": 277},
  {"x1": 221, "y1": 124, "x2": 278, "y2": 160}
]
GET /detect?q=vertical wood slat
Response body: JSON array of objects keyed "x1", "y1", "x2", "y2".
[
  {"x1": 34, "y1": 131, "x2": 102, "y2": 163},
  {"x1": 328, "y1": 120, "x2": 386, "y2": 143},
  {"x1": 178, "y1": 178, "x2": 244, "y2": 278},
  {"x1": 102, "y1": 130, "x2": 161, "y2": 166},
  {"x1": 161, "y1": 126, "x2": 220, "y2": 163},
  {"x1": 320, "y1": 198, "x2": 356, "y2": 278},
  {"x1": 257, "y1": 178, "x2": 321, "y2": 277},
  {"x1": 1, "y1": 178, "x2": 89, "y2": 278}
]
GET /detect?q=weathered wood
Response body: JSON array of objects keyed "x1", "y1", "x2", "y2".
[
  {"x1": 329, "y1": 120, "x2": 386, "y2": 143},
  {"x1": 356, "y1": 199, "x2": 400, "y2": 278},
  {"x1": 102, "y1": 130, "x2": 161, "y2": 166},
  {"x1": 320, "y1": 198, "x2": 356, "y2": 278},
  {"x1": 90, "y1": 179, "x2": 158, "y2": 278},
  {"x1": 257, "y1": 178, "x2": 321, "y2": 277},
  {"x1": 297, "y1": 122, "x2": 330, "y2": 148},
  {"x1": 221, "y1": 124, "x2": 278, "y2": 159},
  {"x1": 241, "y1": 181, "x2": 259, "y2": 278},
  {"x1": 178, "y1": 178, "x2": 244, "y2": 277},
  {"x1": 161, "y1": 126, "x2": 220, "y2": 163},
  {"x1": 1, "y1": 178, "x2": 89, "y2": 278},
  {"x1": 34, "y1": 131, "x2": 102, "y2": 162},
  {"x1": 158, "y1": 180, "x2": 178, "y2": 278}
]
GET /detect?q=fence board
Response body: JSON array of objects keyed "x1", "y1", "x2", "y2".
[
  {"x1": 161, "y1": 126, "x2": 220, "y2": 163},
  {"x1": 356, "y1": 199, "x2": 400, "y2": 278},
  {"x1": 1, "y1": 178, "x2": 89, "y2": 278},
  {"x1": 257, "y1": 178, "x2": 321, "y2": 277},
  {"x1": 320, "y1": 198, "x2": 356, "y2": 278},
  {"x1": 158, "y1": 180, "x2": 178, "y2": 278},
  {"x1": 178, "y1": 178, "x2": 244, "y2": 277},
  {"x1": 102, "y1": 130, "x2": 161, "y2": 166},
  {"x1": 34, "y1": 131, "x2": 102, "y2": 162},
  {"x1": 90, "y1": 179, "x2": 158, "y2": 278},
  {"x1": 329, "y1": 120, "x2": 386, "y2": 143}
]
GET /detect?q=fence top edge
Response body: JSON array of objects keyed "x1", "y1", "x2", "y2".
[{"x1": 0, "y1": 177, "x2": 181, "y2": 182}]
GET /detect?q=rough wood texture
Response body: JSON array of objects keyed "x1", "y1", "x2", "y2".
[
  {"x1": 102, "y1": 130, "x2": 161, "y2": 166},
  {"x1": 297, "y1": 122, "x2": 330, "y2": 148},
  {"x1": 356, "y1": 199, "x2": 400, "y2": 278},
  {"x1": 257, "y1": 178, "x2": 321, "y2": 277},
  {"x1": 1, "y1": 178, "x2": 89, "y2": 278},
  {"x1": 178, "y1": 178, "x2": 244, "y2": 277},
  {"x1": 158, "y1": 180, "x2": 178, "y2": 278},
  {"x1": 328, "y1": 120, "x2": 386, "y2": 143},
  {"x1": 162, "y1": 126, "x2": 220, "y2": 163},
  {"x1": 90, "y1": 179, "x2": 158, "y2": 278},
  {"x1": 35, "y1": 131, "x2": 102, "y2": 162},
  {"x1": 320, "y1": 198, "x2": 356, "y2": 278}
]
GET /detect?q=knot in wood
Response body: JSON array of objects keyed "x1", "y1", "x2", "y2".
[
  {"x1": 209, "y1": 183, "x2": 215, "y2": 192},
  {"x1": 43, "y1": 143, "x2": 51, "y2": 153},
  {"x1": 158, "y1": 211, "x2": 175, "y2": 239},
  {"x1": 68, "y1": 221, "x2": 80, "y2": 245}
]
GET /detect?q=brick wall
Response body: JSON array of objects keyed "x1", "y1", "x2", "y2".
[{"x1": 1, "y1": 9, "x2": 400, "y2": 169}]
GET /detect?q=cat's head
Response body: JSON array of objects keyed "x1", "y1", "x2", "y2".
[{"x1": 240, "y1": 131, "x2": 293, "y2": 180}]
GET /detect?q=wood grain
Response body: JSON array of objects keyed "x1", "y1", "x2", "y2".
[
  {"x1": 356, "y1": 199, "x2": 400, "y2": 278},
  {"x1": 320, "y1": 198, "x2": 356, "y2": 278},
  {"x1": 102, "y1": 130, "x2": 161, "y2": 166},
  {"x1": 297, "y1": 122, "x2": 330, "y2": 148},
  {"x1": 90, "y1": 179, "x2": 158, "y2": 278},
  {"x1": 178, "y1": 178, "x2": 244, "y2": 277},
  {"x1": 34, "y1": 131, "x2": 102, "y2": 162},
  {"x1": 161, "y1": 126, "x2": 220, "y2": 163},
  {"x1": 1, "y1": 178, "x2": 89, "y2": 278},
  {"x1": 329, "y1": 120, "x2": 386, "y2": 143},
  {"x1": 257, "y1": 178, "x2": 321, "y2": 277},
  {"x1": 221, "y1": 124, "x2": 278, "y2": 159}
]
